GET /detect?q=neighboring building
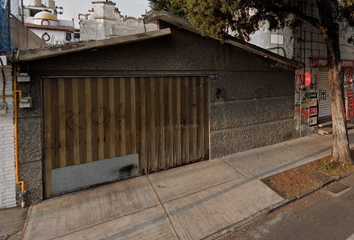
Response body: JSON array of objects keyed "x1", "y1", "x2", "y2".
[
  {"x1": 249, "y1": 4, "x2": 354, "y2": 136},
  {"x1": 249, "y1": 21, "x2": 294, "y2": 59},
  {"x1": 23, "y1": 0, "x2": 75, "y2": 44},
  {"x1": 17, "y1": 11, "x2": 302, "y2": 205},
  {"x1": 79, "y1": 1, "x2": 156, "y2": 41},
  {"x1": 0, "y1": 65, "x2": 16, "y2": 209},
  {"x1": 0, "y1": 0, "x2": 44, "y2": 209}
]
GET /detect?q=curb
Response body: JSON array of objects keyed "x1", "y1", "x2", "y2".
[
  {"x1": 20, "y1": 205, "x2": 33, "y2": 240},
  {"x1": 203, "y1": 175, "x2": 342, "y2": 240}
]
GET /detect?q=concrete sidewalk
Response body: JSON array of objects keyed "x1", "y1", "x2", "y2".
[{"x1": 20, "y1": 129, "x2": 354, "y2": 240}]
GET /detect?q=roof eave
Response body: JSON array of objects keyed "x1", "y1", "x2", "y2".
[
  {"x1": 20, "y1": 28, "x2": 172, "y2": 61},
  {"x1": 146, "y1": 10, "x2": 304, "y2": 69}
]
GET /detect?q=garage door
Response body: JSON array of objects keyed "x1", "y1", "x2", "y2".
[{"x1": 43, "y1": 76, "x2": 209, "y2": 197}]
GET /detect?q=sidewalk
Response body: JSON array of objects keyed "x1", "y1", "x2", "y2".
[{"x1": 18, "y1": 129, "x2": 354, "y2": 240}]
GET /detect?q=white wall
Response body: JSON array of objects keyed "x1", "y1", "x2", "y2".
[
  {"x1": 30, "y1": 28, "x2": 72, "y2": 44},
  {"x1": 249, "y1": 20, "x2": 294, "y2": 59},
  {"x1": 0, "y1": 65, "x2": 16, "y2": 209}
]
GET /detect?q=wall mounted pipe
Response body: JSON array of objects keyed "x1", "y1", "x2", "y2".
[{"x1": 14, "y1": 65, "x2": 26, "y2": 207}]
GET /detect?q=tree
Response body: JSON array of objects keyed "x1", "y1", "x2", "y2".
[{"x1": 150, "y1": 0, "x2": 354, "y2": 164}]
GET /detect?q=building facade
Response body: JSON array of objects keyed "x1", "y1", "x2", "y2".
[
  {"x1": 79, "y1": 1, "x2": 156, "y2": 41},
  {"x1": 249, "y1": 3, "x2": 354, "y2": 136},
  {"x1": 0, "y1": 66, "x2": 16, "y2": 209},
  {"x1": 23, "y1": 0, "x2": 76, "y2": 44},
  {"x1": 16, "y1": 11, "x2": 301, "y2": 205}
]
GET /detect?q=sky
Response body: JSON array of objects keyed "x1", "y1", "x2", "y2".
[{"x1": 23, "y1": 0, "x2": 151, "y2": 27}]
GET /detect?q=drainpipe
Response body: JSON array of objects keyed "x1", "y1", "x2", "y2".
[
  {"x1": 11, "y1": 48, "x2": 27, "y2": 207},
  {"x1": 14, "y1": 67, "x2": 26, "y2": 208},
  {"x1": 0, "y1": 54, "x2": 26, "y2": 207}
]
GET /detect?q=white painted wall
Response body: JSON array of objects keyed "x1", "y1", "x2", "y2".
[
  {"x1": 249, "y1": 20, "x2": 294, "y2": 59},
  {"x1": 79, "y1": 2, "x2": 157, "y2": 41},
  {"x1": 30, "y1": 28, "x2": 73, "y2": 45},
  {"x1": 0, "y1": 65, "x2": 16, "y2": 209}
]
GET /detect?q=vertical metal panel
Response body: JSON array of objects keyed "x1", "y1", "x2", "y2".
[
  {"x1": 318, "y1": 68, "x2": 331, "y2": 119},
  {"x1": 43, "y1": 76, "x2": 210, "y2": 197}
]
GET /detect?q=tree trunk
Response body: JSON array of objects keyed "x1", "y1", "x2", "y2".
[
  {"x1": 324, "y1": 21, "x2": 353, "y2": 164},
  {"x1": 328, "y1": 65, "x2": 352, "y2": 163}
]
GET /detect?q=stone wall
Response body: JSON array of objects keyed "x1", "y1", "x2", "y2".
[{"x1": 0, "y1": 66, "x2": 16, "y2": 209}]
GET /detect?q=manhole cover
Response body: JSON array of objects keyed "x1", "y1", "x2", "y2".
[
  {"x1": 326, "y1": 182, "x2": 351, "y2": 196},
  {"x1": 310, "y1": 172, "x2": 334, "y2": 183}
]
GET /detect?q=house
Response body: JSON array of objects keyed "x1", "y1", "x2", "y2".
[
  {"x1": 78, "y1": 0, "x2": 156, "y2": 41},
  {"x1": 13, "y1": 11, "x2": 302, "y2": 206},
  {"x1": 23, "y1": 0, "x2": 76, "y2": 44}
]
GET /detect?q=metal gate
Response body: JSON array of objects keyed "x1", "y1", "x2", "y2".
[
  {"x1": 318, "y1": 68, "x2": 331, "y2": 120},
  {"x1": 43, "y1": 76, "x2": 210, "y2": 197}
]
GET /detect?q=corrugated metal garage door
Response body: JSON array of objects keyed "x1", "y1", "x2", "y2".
[
  {"x1": 318, "y1": 68, "x2": 332, "y2": 120},
  {"x1": 43, "y1": 76, "x2": 210, "y2": 197}
]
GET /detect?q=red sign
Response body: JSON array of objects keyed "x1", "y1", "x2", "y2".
[
  {"x1": 310, "y1": 107, "x2": 318, "y2": 116},
  {"x1": 348, "y1": 69, "x2": 354, "y2": 77},
  {"x1": 305, "y1": 72, "x2": 311, "y2": 86},
  {"x1": 312, "y1": 58, "x2": 354, "y2": 67},
  {"x1": 348, "y1": 109, "x2": 354, "y2": 119}
]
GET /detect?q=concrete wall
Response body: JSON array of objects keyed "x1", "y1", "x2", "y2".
[
  {"x1": 10, "y1": 17, "x2": 45, "y2": 50},
  {"x1": 23, "y1": 21, "x2": 295, "y2": 203},
  {"x1": 0, "y1": 66, "x2": 16, "y2": 209},
  {"x1": 17, "y1": 76, "x2": 43, "y2": 206}
]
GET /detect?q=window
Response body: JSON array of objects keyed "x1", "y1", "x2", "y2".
[
  {"x1": 74, "y1": 32, "x2": 80, "y2": 39},
  {"x1": 66, "y1": 33, "x2": 72, "y2": 41},
  {"x1": 270, "y1": 34, "x2": 284, "y2": 45}
]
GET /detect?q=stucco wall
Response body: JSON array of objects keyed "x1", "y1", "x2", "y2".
[
  {"x1": 10, "y1": 17, "x2": 45, "y2": 50},
  {"x1": 23, "y1": 21, "x2": 295, "y2": 203},
  {"x1": 0, "y1": 66, "x2": 16, "y2": 209}
]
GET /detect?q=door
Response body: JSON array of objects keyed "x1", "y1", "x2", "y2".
[{"x1": 318, "y1": 68, "x2": 332, "y2": 121}]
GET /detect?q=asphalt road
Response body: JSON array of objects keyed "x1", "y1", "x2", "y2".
[{"x1": 224, "y1": 174, "x2": 354, "y2": 240}]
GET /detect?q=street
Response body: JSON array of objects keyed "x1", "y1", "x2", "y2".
[{"x1": 224, "y1": 174, "x2": 354, "y2": 240}]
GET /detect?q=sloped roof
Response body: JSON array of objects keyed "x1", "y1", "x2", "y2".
[
  {"x1": 20, "y1": 10, "x2": 303, "y2": 70},
  {"x1": 19, "y1": 28, "x2": 172, "y2": 61},
  {"x1": 145, "y1": 11, "x2": 304, "y2": 69}
]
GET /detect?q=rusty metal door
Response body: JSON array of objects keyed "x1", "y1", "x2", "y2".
[{"x1": 43, "y1": 76, "x2": 209, "y2": 197}]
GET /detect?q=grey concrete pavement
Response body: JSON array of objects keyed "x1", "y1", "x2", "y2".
[
  {"x1": 19, "y1": 129, "x2": 354, "y2": 240},
  {"x1": 0, "y1": 207, "x2": 28, "y2": 240},
  {"x1": 224, "y1": 174, "x2": 354, "y2": 240}
]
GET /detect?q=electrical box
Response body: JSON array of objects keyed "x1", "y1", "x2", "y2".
[
  {"x1": 0, "y1": 55, "x2": 7, "y2": 66},
  {"x1": 0, "y1": 102, "x2": 7, "y2": 114},
  {"x1": 19, "y1": 97, "x2": 32, "y2": 108},
  {"x1": 17, "y1": 73, "x2": 31, "y2": 83}
]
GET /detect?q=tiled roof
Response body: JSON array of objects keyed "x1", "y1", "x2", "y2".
[{"x1": 25, "y1": 23, "x2": 74, "y2": 32}]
